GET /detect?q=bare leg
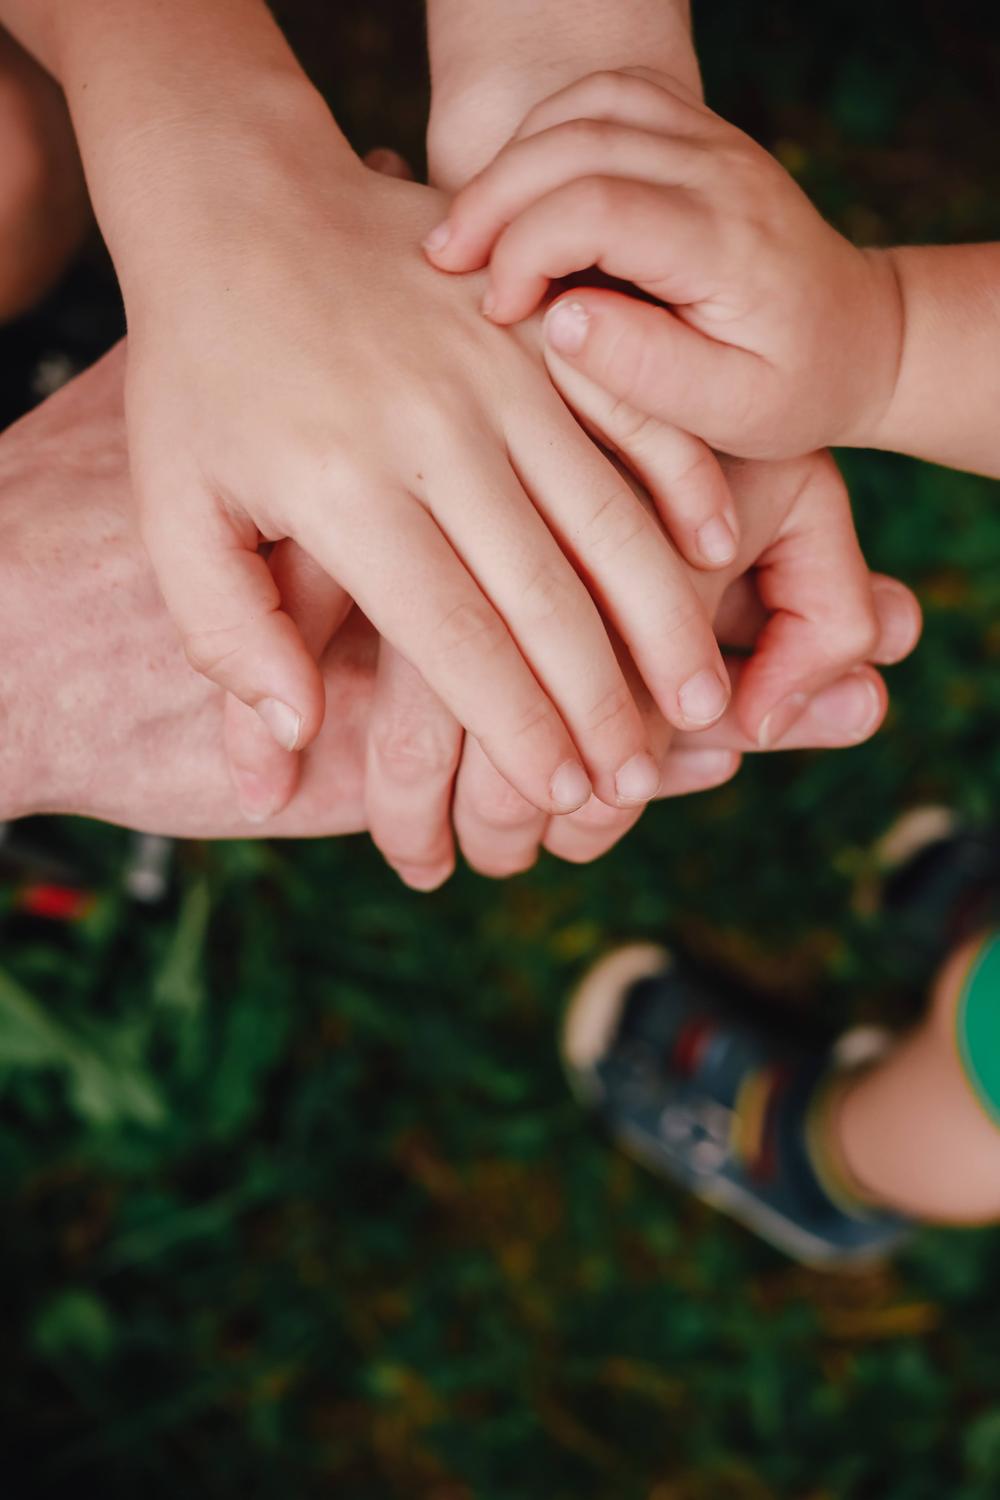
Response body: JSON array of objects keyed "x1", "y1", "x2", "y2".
[
  {"x1": 0, "y1": 27, "x2": 90, "y2": 323},
  {"x1": 835, "y1": 932, "x2": 1000, "y2": 1223}
]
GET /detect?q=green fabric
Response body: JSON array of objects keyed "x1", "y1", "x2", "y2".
[{"x1": 956, "y1": 933, "x2": 1000, "y2": 1128}]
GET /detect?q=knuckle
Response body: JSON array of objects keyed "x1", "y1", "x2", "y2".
[
  {"x1": 579, "y1": 69, "x2": 633, "y2": 106},
  {"x1": 406, "y1": 388, "x2": 471, "y2": 447},
  {"x1": 602, "y1": 394, "x2": 662, "y2": 450},
  {"x1": 580, "y1": 486, "x2": 649, "y2": 562},
  {"x1": 569, "y1": 173, "x2": 623, "y2": 224},
  {"x1": 370, "y1": 716, "x2": 460, "y2": 786},
  {"x1": 601, "y1": 316, "x2": 668, "y2": 410},
  {"x1": 520, "y1": 560, "x2": 578, "y2": 625},
  {"x1": 560, "y1": 116, "x2": 616, "y2": 155},
  {"x1": 297, "y1": 442, "x2": 364, "y2": 501},
  {"x1": 715, "y1": 135, "x2": 762, "y2": 187},
  {"x1": 472, "y1": 776, "x2": 539, "y2": 832},
  {"x1": 584, "y1": 681, "x2": 636, "y2": 736},
  {"x1": 659, "y1": 595, "x2": 707, "y2": 645},
  {"x1": 434, "y1": 599, "x2": 509, "y2": 662},
  {"x1": 509, "y1": 692, "x2": 561, "y2": 748},
  {"x1": 181, "y1": 624, "x2": 243, "y2": 679},
  {"x1": 831, "y1": 609, "x2": 881, "y2": 666},
  {"x1": 668, "y1": 442, "x2": 721, "y2": 492}
]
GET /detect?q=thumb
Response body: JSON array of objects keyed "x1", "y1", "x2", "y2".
[
  {"x1": 142, "y1": 487, "x2": 328, "y2": 755},
  {"x1": 543, "y1": 288, "x2": 764, "y2": 454},
  {"x1": 223, "y1": 540, "x2": 354, "y2": 823}
]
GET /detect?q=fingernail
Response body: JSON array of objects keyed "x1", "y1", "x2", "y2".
[
  {"x1": 674, "y1": 749, "x2": 739, "y2": 780},
  {"x1": 807, "y1": 673, "x2": 882, "y2": 743},
  {"x1": 614, "y1": 752, "x2": 661, "y2": 805},
  {"x1": 696, "y1": 515, "x2": 737, "y2": 567},
  {"x1": 393, "y1": 862, "x2": 452, "y2": 892},
  {"x1": 550, "y1": 759, "x2": 592, "y2": 811},
  {"x1": 544, "y1": 299, "x2": 590, "y2": 355},
  {"x1": 256, "y1": 698, "x2": 302, "y2": 752},
  {"x1": 871, "y1": 580, "x2": 920, "y2": 665},
  {"x1": 481, "y1": 287, "x2": 497, "y2": 318},
  {"x1": 678, "y1": 669, "x2": 729, "y2": 727},
  {"x1": 423, "y1": 221, "x2": 451, "y2": 253},
  {"x1": 757, "y1": 692, "x2": 810, "y2": 749},
  {"x1": 232, "y1": 769, "x2": 283, "y2": 825}
]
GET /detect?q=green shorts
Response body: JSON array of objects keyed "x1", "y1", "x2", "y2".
[{"x1": 956, "y1": 932, "x2": 1000, "y2": 1128}]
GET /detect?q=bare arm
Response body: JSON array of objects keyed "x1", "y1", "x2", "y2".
[
  {"x1": 0, "y1": 0, "x2": 350, "y2": 301},
  {"x1": 426, "y1": 0, "x2": 701, "y2": 189},
  {"x1": 864, "y1": 245, "x2": 1000, "y2": 479}
]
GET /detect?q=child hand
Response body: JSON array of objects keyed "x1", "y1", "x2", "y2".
[
  {"x1": 422, "y1": 69, "x2": 903, "y2": 462},
  {"x1": 225, "y1": 417, "x2": 921, "y2": 884},
  {"x1": 127, "y1": 147, "x2": 736, "y2": 823}
]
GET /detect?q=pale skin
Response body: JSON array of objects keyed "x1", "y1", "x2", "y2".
[
  {"x1": 0, "y1": 345, "x2": 915, "y2": 844},
  {"x1": 0, "y1": 0, "x2": 918, "y2": 872},
  {"x1": 3, "y1": 345, "x2": 985, "y2": 1223},
  {"x1": 0, "y1": 0, "x2": 757, "y2": 827},
  {"x1": 4, "y1": 1, "x2": 991, "y2": 1223},
  {"x1": 426, "y1": 68, "x2": 1000, "y2": 482},
  {"x1": 225, "y1": 0, "x2": 919, "y2": 879},
  {"x1": 426, "y1": 62, "x2": 1000, "y2": 1221}
]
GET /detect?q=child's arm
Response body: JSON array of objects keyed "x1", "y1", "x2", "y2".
[
  {"x1": 424, "y1": 70, "x2": 1000, "y2": 481},
  {"x1": 0, "y1": 2, "x2": 745, "y2": 821},
  {"x1": 866, "y1": 245, "x2": 1000, "y2": 478},
  {"x1": 425, "y1": 0, "x2": 702, "y2": 192}
]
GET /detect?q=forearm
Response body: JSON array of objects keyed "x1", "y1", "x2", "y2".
[
  {"x1": 862, "y1": 245, "x2": 1000, "y2": 479},
  {"x1": 426, "y1": 0, "x2": 700, "y2": 190},
  {"x1": 0, "y1": 0, "x2": 356, "y2": 300}
]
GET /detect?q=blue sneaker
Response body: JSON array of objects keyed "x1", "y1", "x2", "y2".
[{"x1": 562, "y1": 945, "x2": 911, "y2": 1270}]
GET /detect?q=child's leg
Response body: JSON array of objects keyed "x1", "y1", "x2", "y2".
[
  {"x1": 833, "y1": 931, "x2": 1000, "y2": 1224},
  {"x1": 0, "y1": 27, "x2": 90, "y2": 322}
]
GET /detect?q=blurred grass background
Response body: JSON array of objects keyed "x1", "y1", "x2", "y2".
[{"x1": 2, "y1": 2, "x2": 1000, "y2": 1496}]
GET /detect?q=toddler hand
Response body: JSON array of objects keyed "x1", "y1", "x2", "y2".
[{"x1": 423, "y1": 69, "x2": 902, "y2": 462}]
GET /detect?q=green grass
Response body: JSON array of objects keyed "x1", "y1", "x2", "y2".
[{"x1": 2, "y1": 4, "x2": 1000, "y2": 1496}]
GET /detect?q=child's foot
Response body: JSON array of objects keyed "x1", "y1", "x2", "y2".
[
  {"x1": 562, "y1": 944, "x2": 910, "y2": 1269},
  {"x1": 871, "y1": 806, "x2": 1000, "y2": 972}
]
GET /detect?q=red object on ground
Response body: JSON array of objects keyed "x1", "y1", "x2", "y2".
[{"x1": 16, "y1": 883, "x2": 95, "y2": 922}]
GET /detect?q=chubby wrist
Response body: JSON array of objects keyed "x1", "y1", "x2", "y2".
[
  {"x1": 835, "y1": 247, "x2": 907, "y2": 453},
  {"x1": 429, "y1": 51, "x2": 701, "y2": 192}
]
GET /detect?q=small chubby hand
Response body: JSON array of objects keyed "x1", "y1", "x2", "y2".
[{"x1": 423, "y1": 68, "x2": 903, "y2": 465}]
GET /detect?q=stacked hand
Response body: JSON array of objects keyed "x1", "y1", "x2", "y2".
[
  {"x1": 0, "y1": 345, "x2": 918, "y2": 871},
  {"x1": 423, "y1": 68, "x2": 902, "y2": 463},
  {"x1": 1, "y1": 95, "x2": 921, "y2": 877},
  {"x1": 214, "y1": 138, "x2": 919, "y2": 885}
]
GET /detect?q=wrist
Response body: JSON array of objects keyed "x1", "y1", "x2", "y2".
[
  {"x1": 51, "y1": 0, "x2": 356, "y2": 295},
  {"x1": 427, "y1": 2, "x2": 701, "y2": 190},
  {"x1": 836, "y1": 247, "x2": 907, "y2": 453},
  {"x1": 102, "y1": 74, "x2": 358, "y2": 309}
]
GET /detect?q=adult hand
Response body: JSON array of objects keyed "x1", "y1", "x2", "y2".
[
  {"x1": 221, "y1": 149, "x2": 921, "y2": 887},
  {"x1": 0, "y1": 344, "x2": 374, "y2": 837},
  {"x1": 353, "y1": 454, "x2": 921, "y2": 887}
]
